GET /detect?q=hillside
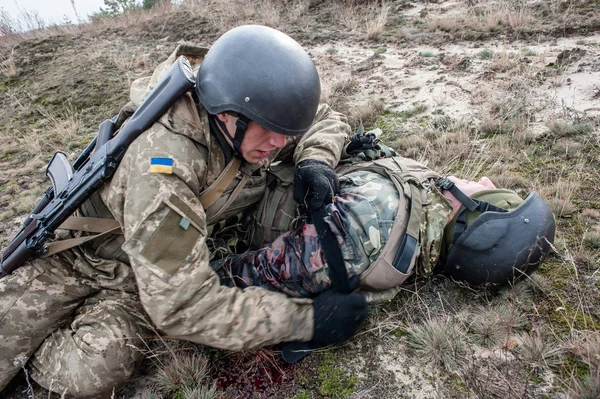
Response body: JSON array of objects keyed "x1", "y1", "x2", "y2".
[{"x1": 1, "y1": 1, "x2": 599, "y2": 398}]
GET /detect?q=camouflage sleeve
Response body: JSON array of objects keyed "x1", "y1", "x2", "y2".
[
  {"x1": 276, "y1": 104, "x2": 350, "y2": 167},
  {"x1": 101, "y1": 125, "x2": 314, "y2": 351}
]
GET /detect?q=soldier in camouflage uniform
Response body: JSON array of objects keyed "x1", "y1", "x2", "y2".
[
  {"x1": 217, "y1": 170, "x2": 555, "y2": 302},
  {"x1": 215, "y1": 167, "x2": 456, "y2": 297},
  {"x1": 0, "y1": 26, "x2": 368, "y2": 397}
]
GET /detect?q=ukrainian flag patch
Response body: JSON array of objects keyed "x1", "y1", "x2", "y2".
[{"x1": 149, "y1": 157, "x2": 174, "y2": 174}]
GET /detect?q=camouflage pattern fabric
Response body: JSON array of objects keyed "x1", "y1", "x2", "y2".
[
  {"x1": 216, "y1": 171, "x2": 400, "y2": 297},
  {"x1": 216, "y1": 171, "x2": 453, "y2": 298},
  {"x1": 418, "y1": 185, "x2": 453, "y2": 277},
  {"x1": 0, "y1": 44, "x2": 351, "y2": 396},
  {"x1": 0, "y1": 251, "x2": 148, "y2": 398}
]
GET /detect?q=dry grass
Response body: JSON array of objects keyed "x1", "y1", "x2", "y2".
[
  {"x1": 153, "y1": 351, "x2": 215, "y2": 397},
  {"x1": 582, "y1": 231, "x2": 600, "y2": 250},
  {"x1": 567, "y1": 331, "x2": 600, "y2": 371},
  {"x1": 328, "y1": 1, "x2": 390, "y2": 38},
  {"x1": 256, "y1": 0, "x2": 283, "y2": 28},
  {"x1": 538, "y1": 177, "x2": 580, "y2": 218},
  {"x1": 320, "y1": 75, "x2": 359, "y2": 116},
  {"x1": 0, "y1": 48, "x2": 17, "y2": 77},
  {"x1": 288, "y1": 0, "x2": 310, "y2": 23},
  {"x1": 427, "y1": 0, "x2": 535, "y2": 34},
  {"x1": 365, "y1": 2, "x2": 390, "y2": 39},
  {"x1": 546, "y1": 120, "x2": 594, "y2": 138},
  {"x1": 569, "y1": 372, "x2": 600, "y2": 399},
  {"x1": 469, "y1": 304, "x2": 525, "y2": 348},
  {"x1": 405, "y1": 318, "x2": 467, "y2": 371},
  {"x1": 490, "y1": 52, "x2": 518, "y2": 72},
  {"x1": 334, "y1": 1, "x2": 362, "y2": 31},
  {"x1": 413, "y1": 127, "x2": 476, "y2": 174},
  {"x1": 348, "y1": 97, "x2": 386, "y2": 128},
  {"x1": 516, "y1": 328, "x2": 563, "y2": 371}
]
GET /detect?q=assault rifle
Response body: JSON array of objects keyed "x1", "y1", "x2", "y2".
[{"x1": 0, "y1": 56, "x2": 196, "y2": 277}]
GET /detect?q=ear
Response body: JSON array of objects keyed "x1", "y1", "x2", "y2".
[{"x1": 216, "y1": 112, "x2": 229, "y2": 123}]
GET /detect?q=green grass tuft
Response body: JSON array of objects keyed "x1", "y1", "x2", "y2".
[{"x1": 478, "y1": 49, "x2": 494, "y2": 59}]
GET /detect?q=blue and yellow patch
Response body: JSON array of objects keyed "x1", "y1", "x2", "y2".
[{"x1": 149, "y1": 157, "x2": 174, "y2": 174}]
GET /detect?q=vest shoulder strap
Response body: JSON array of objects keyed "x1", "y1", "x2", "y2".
[{"x1": 199, "y1": 158, "x2": 242, "y2": 209}]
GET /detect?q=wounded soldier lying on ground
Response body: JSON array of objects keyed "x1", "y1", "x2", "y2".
[{"x1": 214, "y1": 152, "x2": 556, "y2": 306}]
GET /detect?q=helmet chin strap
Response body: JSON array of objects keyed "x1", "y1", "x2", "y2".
[
  {"x1": 213, "y1": 114, "x2": 251, "y2": 161},
  {"x1": 436, "y1": 178, "x2": 508, "y2": 245}
]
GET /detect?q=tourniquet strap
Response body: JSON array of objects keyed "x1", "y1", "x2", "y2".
[{"x1": 312, "y1": 207, "x2": 354, "y2": 294}]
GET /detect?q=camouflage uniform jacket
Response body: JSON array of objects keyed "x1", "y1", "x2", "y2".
[{"x1": 90, "y1": 45, "x2": 350, "y2": 350}]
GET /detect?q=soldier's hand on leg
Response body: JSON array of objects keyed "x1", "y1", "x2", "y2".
[
  {"x1": 282, "y1": 289, "x2": 367, "y2": 363},
  {"x1": 293, "y1": 159, "x2": 340, "y2": 212}
]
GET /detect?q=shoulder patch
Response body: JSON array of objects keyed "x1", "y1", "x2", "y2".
[{"x1": 149, "y1": 157, "x2": 174, "y2": 174}]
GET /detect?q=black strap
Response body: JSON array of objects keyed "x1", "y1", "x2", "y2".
[
  {"x1": 208, "y1": 115, "x2": 234, "y2": 165},
  {"x1": 436, "y1": 178, "x2": 507, "y2": 213},
  {"x1": 436, "y1": 178, "x2": 478, "y2": 211},
  {"x1": 312, "y1": 207, "x2": 354, "y2": 294},
  {"x1": 392, "y1": 229, "x2": 418, "y2": 273},
  {"x1": 233, "y1": 115, "x2": 250, "y2": 157},
  {"x1": 436, "y1": 178, "x2": 508, "y2": 244},
  {"x1": 210, "y1": 113, "x2": 250, "y2": 161},
  {"x1": 452, "y1": 207, "x2": 469, "y2": 245}
]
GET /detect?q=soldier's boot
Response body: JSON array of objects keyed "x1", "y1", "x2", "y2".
[
  {"x1": 29, "y1": 289, "x2": 149, "y2": 398},
  {"x1": 0, "y1": 255, "x2": 97, "y2": 391}
]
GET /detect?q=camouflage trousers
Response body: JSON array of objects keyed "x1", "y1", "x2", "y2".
[
  {"x1": 0, "y1": 249, "x2": 149, "y2": 398},
  {"x1": 216, "y1": 171, "x2": 400, "y2": 297}
]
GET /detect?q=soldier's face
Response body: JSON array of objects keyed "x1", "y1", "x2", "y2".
[{"x1": 217, "y1": 113, "x2": 286, "y2": 163}]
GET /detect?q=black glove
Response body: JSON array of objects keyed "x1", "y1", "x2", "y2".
[
  {"x1": 293, "y1": 159, "x2": 340, "y2": 212},
  {"x1": 312, "y1": 289, "x2": 367, "y2": 346},
  {"x1": 282, "y1": 290, "x2": 367, "y2": 363}
]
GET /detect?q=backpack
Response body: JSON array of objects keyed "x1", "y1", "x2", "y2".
[{"x1": 251, "y1": 143, "x2": 444, "y2": 291}]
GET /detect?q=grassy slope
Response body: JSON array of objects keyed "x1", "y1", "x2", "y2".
[{"x1": 0, "y1": 1, "x2": 599, "y2": 398}]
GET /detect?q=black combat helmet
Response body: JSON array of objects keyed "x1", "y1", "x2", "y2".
[
  {"x1": 442, "y1": 189, "x2": 556, "y2": 286},
  {"x1": 196, "y1": 25, "x2": 321, "y2": 139}
]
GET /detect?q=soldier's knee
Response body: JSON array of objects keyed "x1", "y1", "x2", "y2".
[{"x1": 31, "y1": 328, "x2": 145, "y2": 398}]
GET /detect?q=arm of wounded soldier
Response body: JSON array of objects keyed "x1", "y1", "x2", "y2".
[
  {"x1": 119, "y1": 173, "x2": 314, "y2": 350},
  {"x1": 276, "y1": 103, "x2": 350, "y2": 168}
]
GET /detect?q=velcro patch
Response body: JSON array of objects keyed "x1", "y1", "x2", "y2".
[{"x1": 141, "y1": 206, "x2": 200, "y2": 275}]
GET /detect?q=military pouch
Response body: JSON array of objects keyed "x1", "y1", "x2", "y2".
[
  {"x1": 335, "y1": 157, "x2": 431, "y2": 291},
  {"x1": 137, "y1": 194, "x2": 205, "y2": 277},
  {"x1": 251, "y1": 162, "x2": 298, "y2": 248}
]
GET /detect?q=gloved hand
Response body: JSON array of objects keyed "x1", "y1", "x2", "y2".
[
  {"x1": 293, "y1": 159, "x2": 340, "y2": 212},
  {"x1": 282, "y1": 289, "x2": 367, "y2": 363},
  {"x1": 311, "y1": 289, "x2": 367, "y2": 346}
]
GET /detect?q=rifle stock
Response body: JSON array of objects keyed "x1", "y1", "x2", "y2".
[{"x1": 0, "y1": 56, "x2": 196, "y2": 277}]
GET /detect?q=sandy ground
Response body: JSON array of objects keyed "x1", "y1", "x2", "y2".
[{"x1": 313, "y1": 33, "x2": 600, "y2": 126}]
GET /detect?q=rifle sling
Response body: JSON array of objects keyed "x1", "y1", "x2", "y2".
[
  {"x1": 58, "y1": 216, "x2": 121, "y2": 233},
  {"x1": 205, "y1": 173, "x2": 249, "y2": 225},
  {"x1": 44, "y1": 159, "x2": 244, "y2": 257},
  {"x1": 43, "y1": 225, "x2": 122, "y2": 258}
]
